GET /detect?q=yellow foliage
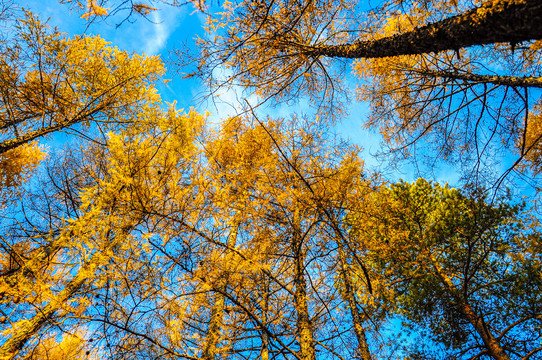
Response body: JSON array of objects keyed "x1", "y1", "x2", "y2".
[
  {"x1": 132, "y1": 3, "x2": 158, "y2": 15},
  {"x1": 0, "y1": 142, "x2": 45, "y2": 191},
  {"x1": 29, "y1": 331, "x2": 93, "y2": 360},
  {"x1": 519, "y1": 100, "x2": 542, "y2": 174},
  {"x1": 0, "y1": 12, "x2": 166, "y2": 156},
  {"x1": 80, "y1": 0, "x2": 109, "y2": 19}
]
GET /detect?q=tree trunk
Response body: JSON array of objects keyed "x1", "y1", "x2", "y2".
[
  {"x1": 202, "y1": 294, "x2": 226, "y2": 360},
  {"x1": 260, "y1": 277, "x2": 270, "y2": 360},
  {"x1": 409, "y1": 69, "x2": 542, "y2": 88},
  {"x1": 0, "y1": 107, "x2": 105, "y2": 155},
  {"x1": 338, "y1": 245, "x2": 373, "y2": 360},
  {"x1": 0, "y1": 224, "x2": 131, "y2": 359},
  {"x1": 459, "y1": 302, "x2": 511, "y2": 360},
  {"x1": 202, "y1": 218, "x2": 240, "y2": 359},
  {"x1": 303, "y1": 0, "x2": 542, "y2": 59},
  {"x1": 430, "y1": 256, "x2": 511, "y2": 360},
  {"x1": 0, "y1": 250, "x2": 100, "y2": 359},
  {"x1": 292, "y1": 227, "x2": 316, "y2": 360}
]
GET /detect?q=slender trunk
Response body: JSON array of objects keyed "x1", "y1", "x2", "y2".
[
  {"x1": 202, "y1": 218, "x2": 240, "y2": 360},
  {"x1": 337, "y1": 245, "x2": 372, "y2": 360},
  {"x1": 202, "y1": 294, "x2": 226, "y2": 360},
  {"x1": 411, "y1": 69, "x2": 542, "y2": 89},
  {"x1": 260, "y1": 280, "x2": 270, "y2": 360},
  {"x1": 261, "y1": 330, "x2": 270, "y2": 360},
  {"x1": 292, "y1": 228, "x2": 316, "y2": 360},
  {"x1": 430, "y1": 257, "x2": 510, "y2": 360},
  {"x1": 0, "y1": 223, "x2": 129, "y2": 359},
  {"x1": 0, "y1": 258, "x2": 95, "y2": 359},
  {"x1": 0, "y1": 106, "x2": 105, "y2": 155},
  {"x1": 302, "y1": 0, "x2": 542, "y2": 59}
]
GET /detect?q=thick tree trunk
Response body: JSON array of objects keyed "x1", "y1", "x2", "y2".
[
  {"x1": 304, "y1": 0, "x2": 542, "y2": 59},
  {"x1": 459, "y1": 302, "x2": 512, "y2": 360}
]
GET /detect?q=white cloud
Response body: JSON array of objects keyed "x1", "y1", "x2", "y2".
[{"x1": 142, "y1": 10, "x2": 176, "y2": 55}]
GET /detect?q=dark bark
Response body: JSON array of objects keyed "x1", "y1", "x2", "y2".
[
  {"x1": 411, "y1": 69, "x2": 542, "y2": 88},
  {"x1": 0, "y1": 106, "x2": 105, "y2": 155},
  {"x1": 303, "y1": 0, "x2": 542, "y2": 59},
  {"x1": 431, "y1": 257, "x2": 511, "y2": 360}
]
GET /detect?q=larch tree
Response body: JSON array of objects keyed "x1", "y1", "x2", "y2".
[
  {"x1": 351, "y1": 7, "x2": 542, "y2": 185},
  {"x1": 187, "y1": 0, "x2": 542, "y2": 184},
  {"x1": 0, "y1": 10, "x2": 180, "y2": 359},
  {"x1": 43, "y1": 112, "x2": 381, "y2": 360},
  {"x1": 0, "y1": 13, "x2": 165, "y2": 153},
  {"x1": 0, "y1": 10, "x2": 164, "y2": 205},
  {"x1": 0, "y1": 102, "x2": 207, "y2": 359},
  {"x1": 193, "y1": 115, "x2": 380, "y2": 360}
]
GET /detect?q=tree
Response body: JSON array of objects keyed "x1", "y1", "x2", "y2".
[
  {"x1": 67, "y1": 0, "x2": 542, "y2": 183},
  {"x1": 111, "y1": 114, "x2": 378, "y2": 360},
  {"x1": 349, "y1": 179, "x2": 542, "y2": 360},
  {"x1": 0, "y1": 10, "x2": 164, "y2": 169},
  {"x1": 0, "y1": 102, "x2": 205, "y2": 359},
  {"x1": 0, "y1": 10, "x2": 173, "y2": 358},
  {"x1": 0, "y1": 142, "x2": 45, "y2": 205},
  {"x1": 4, "y1": 2, "x2": 542, "y2": 359},
  {"x1": 1, "y1": 84, "x2": 383, "y2": 359},
  {"x1": 192, "y1": 0, "x2": 542, "y2": 183},
  {"x1": 30, "y1": 112, "x2": 381, "y2": 360},
  {"x1": 352, "y1": 33, "x2": 542, "y2": 185}
]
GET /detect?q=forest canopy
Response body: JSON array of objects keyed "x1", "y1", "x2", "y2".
[{"x1": 0, "y1": 0, "x2": 541, "y2": 360}]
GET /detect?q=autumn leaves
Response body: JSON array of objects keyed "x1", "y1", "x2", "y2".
[{"x1": 1, "y1": 0, "x2": 542, "y2": 359}]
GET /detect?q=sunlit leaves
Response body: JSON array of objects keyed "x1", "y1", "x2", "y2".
[
  {"x1": 0, "y1": 12, "x2": 165, "y2": 155},
  {"x1": 350, "y1": 0, "x2": 542, "y2": 178},
  {"x1": 0, "y1": 142, "x2": 45, "y2": 202}
]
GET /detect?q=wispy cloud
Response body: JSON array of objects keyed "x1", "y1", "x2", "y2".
[{"x1": 141, "y1": 10, "x2": 178, "y2": 55}]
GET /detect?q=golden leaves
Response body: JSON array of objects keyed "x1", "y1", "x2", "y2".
[
  {"x1": 132, "y1": 3, "x2": 158, "y2": 15},
  {"x1": 519, "y1": 100, "x2": 542, "y2": 174},
  {"x1": 0, "y1": 142, "x2": 45, "y2": 192},
  {"x1": 197, "y1": 0, "x2": 355, "y2": 115},
  {"x1": 80, "y1": 0, "x2": 109, "y2": 19},
  {"x1": 30, "y1": 330, "x2": 93, "y2": 360}
]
